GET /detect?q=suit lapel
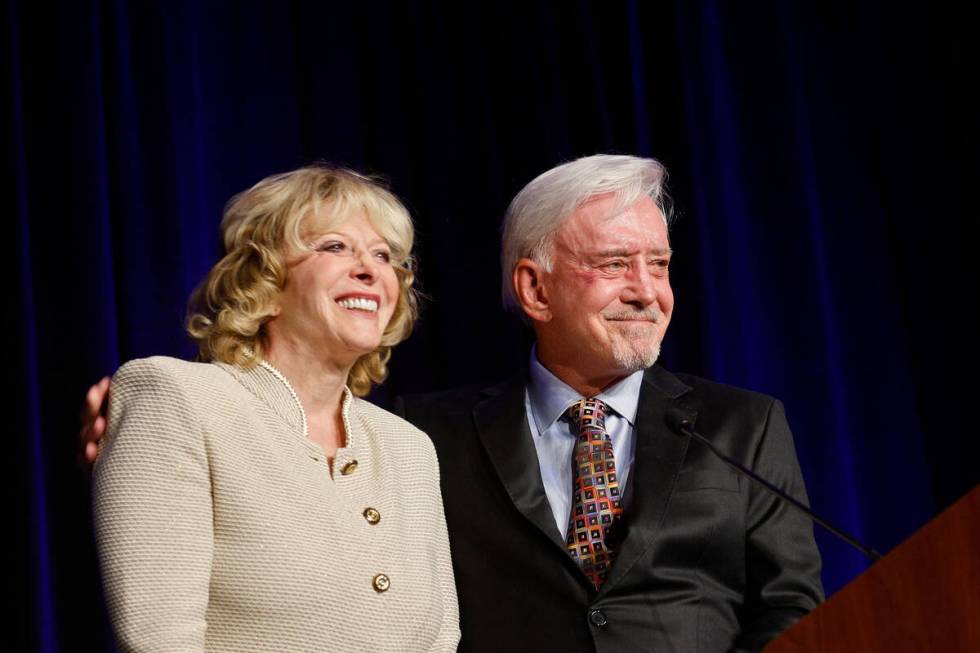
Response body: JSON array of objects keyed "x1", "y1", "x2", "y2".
[
  {"x1": 600, "y1": 365, "x2": 694, "y2": 594},
  {"x1": 472, "y1": 373, "x2": 567, "y2": 550}
]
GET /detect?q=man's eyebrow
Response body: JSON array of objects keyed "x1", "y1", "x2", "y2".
[{"x1": 590, "y1": 247, "x2": 673, "y2": 258}]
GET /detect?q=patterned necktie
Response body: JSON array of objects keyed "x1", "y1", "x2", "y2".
[{"x1": 565, "y1": 398, "x2": 624, "y2": 589}]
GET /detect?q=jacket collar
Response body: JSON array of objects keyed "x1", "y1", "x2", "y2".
[
  {"x1": 473, "y1": 370, "x2": 568, "y2": 550},
  {"x1": 472, "y1": 364, "x2": 696, "y2": 594},
  {"x1": 598, "y1": 365, "x2": 695, "y2": 594},
  {"x1": 216, "y1": 361, "x2": 357, "y2": 465}
]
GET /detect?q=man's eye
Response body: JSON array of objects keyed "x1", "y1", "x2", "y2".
[{"x1": 602, "y1": 261, "x2": 626, "y2": 271}]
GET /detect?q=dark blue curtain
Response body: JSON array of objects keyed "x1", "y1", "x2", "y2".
[{"x1": 8, "y1": 1, "x2": 976, "y2": 649}]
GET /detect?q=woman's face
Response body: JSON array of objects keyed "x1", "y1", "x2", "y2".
[{"x1": 267, "y1": 211, "x2": 400, "y2": 363}]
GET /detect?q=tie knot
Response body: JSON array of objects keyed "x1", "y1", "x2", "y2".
[{"x1": 567, "y1": 398, "x2": 608, "y2": 432}]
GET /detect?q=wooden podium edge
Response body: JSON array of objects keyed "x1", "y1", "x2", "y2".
[{"x1": 766, "y1": 485, "x2": 980, "y2": 652}]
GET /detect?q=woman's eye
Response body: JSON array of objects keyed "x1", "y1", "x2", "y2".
[
  {"x1": 316, "y1": 241, "x2": 346, "y2": 253},
  {"x1": 374, "y1": 250, "x2": 392, "y2": 263}
]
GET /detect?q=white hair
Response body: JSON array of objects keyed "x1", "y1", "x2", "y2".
[{"x1": 500, "y1": 154, "x2": 671, "y2": 312}]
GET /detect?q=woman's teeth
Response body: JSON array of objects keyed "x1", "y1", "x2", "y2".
[{"x1": 337, "y1": 297, "x2": 378, "y2": 312}]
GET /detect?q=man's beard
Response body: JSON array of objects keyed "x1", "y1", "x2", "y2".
[
  {"x1": 604, "y1": 308, "x2": 665, "y2": 372},
  {"x1": 611, "y1": 338, "x2": 661, "y2": 372}
]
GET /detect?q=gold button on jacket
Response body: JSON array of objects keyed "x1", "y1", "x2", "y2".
[
  {"x1": 340, "y1": 460, "x2": 359, "y2": 475},
  {"x1": 363, "y1": 507, "x2": 381, "y2": 524},
  {"x1": 373, "y1": 573, "x2": 391, "y2": 593}
]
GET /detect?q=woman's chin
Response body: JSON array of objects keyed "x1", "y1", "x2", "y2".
[{"x1": 335, "y1": 335, "x2": 384, "y2": 359}]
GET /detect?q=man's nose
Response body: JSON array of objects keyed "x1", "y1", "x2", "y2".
[{"x1": 624, "y1": 263, "x2": 657, "y2": 306}]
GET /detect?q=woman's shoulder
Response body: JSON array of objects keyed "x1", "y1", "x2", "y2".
[
  {"x1": 351, "y1": 397, "x2": 436, "y2": 453},
  {"x1": 115, "y1": 355, "x2": 217, "y2": 374},
  {"x1": 112, "y1": 356, "x2": 233, "y2": 400},
  {"x1": 106, "y1": 358, "x2": 257, "y2": 449}
]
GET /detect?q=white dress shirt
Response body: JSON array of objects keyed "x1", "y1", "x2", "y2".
[{"x1": 524, "y1": 349, "x2": 645, "y2": 539}]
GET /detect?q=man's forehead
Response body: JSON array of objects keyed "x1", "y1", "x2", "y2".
[
  {"x1": 570, "y1": 193, "x2": 661, "y2": 223},
  {"x1": 556, "y1": 195, "x2": 667, "y2": 248}
]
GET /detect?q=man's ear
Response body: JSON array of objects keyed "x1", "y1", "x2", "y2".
[{"x1": 513, "y1": 258, "x2": 551, "y2": 322}]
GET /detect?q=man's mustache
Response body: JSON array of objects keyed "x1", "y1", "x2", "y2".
[{"x1": 602, "y1": 308, "x2": 665, "y2": 322}]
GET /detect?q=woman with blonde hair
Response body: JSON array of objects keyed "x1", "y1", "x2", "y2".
[{"x1": 92, "y1": 165, "x2": 459, "y2": 651}]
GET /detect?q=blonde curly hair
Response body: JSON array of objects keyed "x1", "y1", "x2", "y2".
[{"x1": 187, "y1": 165, "x2": 418, "y2": 396}]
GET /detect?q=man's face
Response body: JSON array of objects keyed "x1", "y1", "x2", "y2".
[{"x1": 535, "y1": 194, "x2": 673, "y2": 383}]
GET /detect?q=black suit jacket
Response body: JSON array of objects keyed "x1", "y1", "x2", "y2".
[{"x1": 396, "y1": 365, "x2": 823, "y2": 653}]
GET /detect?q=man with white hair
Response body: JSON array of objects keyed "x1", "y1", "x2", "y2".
[{"x1": 398, "y1": 154, "x2": 822, "y2": 652}]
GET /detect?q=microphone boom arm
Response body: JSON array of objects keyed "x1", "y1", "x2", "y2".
[{"x1": 670, "y1": 411, "x2": 882, "y2": 562}]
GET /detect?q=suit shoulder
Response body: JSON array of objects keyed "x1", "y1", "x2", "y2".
[
  {"x1": 671, "y1": 372, "x2": 779, "y2": 408},
  {"x1": 395, "y1": 382, "x2": 508, "y2": 441},
  {"x1": 667, "y1": 371, "x2": 790, "y2": 443},
  {"x1": 354, "y1": 396, "x2": 429, "y2": 435},
  {"x1": 398, "y1": 384, "x2": 487, "y2": 413}
]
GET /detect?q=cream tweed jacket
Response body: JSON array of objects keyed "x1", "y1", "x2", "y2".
[{"x1": 93, "y1": 356, "x2": 460, "y2": 652}]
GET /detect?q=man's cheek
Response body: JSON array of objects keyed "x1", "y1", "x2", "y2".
[{"x1": 572, "y1": 268, "x2": 606, "y2": 285}]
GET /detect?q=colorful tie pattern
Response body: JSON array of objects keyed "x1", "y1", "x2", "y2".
[{"x1": 565, "y1": 398, "x2": 623, "y2": 589}]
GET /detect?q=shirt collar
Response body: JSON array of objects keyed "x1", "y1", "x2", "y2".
[{"x1": 527, "y1": 346, "x2": 645, "y2": 436}]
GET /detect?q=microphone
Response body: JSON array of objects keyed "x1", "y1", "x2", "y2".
[{"x1": 664, "y1": 407, "x2": 882, "y2": 562}]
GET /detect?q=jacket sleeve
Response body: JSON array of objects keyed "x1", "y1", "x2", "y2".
[
  {"x1": 92, "y1": 358, "x2": 213, "y2": 652},
  {"x1": 733, "y1": 399, "x2": 824, "y2": 652},
  {"x1": 396, "y1": 395, "x2": 461, "y2": 650},
  {"x1": 426, "y1": 440, "x2": 462, "y2": 651}
]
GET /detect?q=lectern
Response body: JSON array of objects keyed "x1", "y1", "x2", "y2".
[{"x1": 766, "y1": 485, "x2": 979, "y2": 651}]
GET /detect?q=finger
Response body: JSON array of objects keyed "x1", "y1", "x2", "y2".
[
  {"x1": 82, "y1": 376, "x2": 111, "y2": 420},
  {"x1": 93, "y1": 414, "x2": 106, "y2": 439},
  {"x1": 79, "y1": 415, "x2": 106, "y2": 445},
  {"x1": 82, "y1": 385, "x2": 98, "y2": 419},
  {"x1": 84, "y1": 440, "x2": 99, "y2": 465},
  {"x1": 95, "y1": 376, "x2": 110, "y2": 412}
]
